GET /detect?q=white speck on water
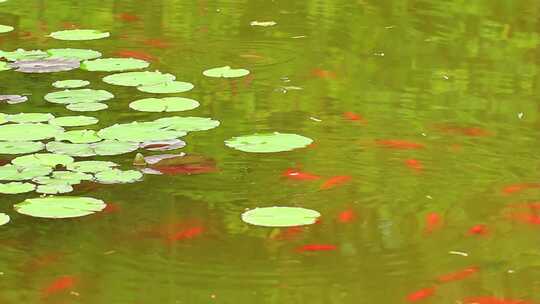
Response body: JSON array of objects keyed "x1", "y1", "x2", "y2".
[
  {"x1": 385, "y1": 25, "x2": 395, "y2": 29},
  {"x1": 518, "y1": 112, "x2": 524, "y2": 119},
  {"x1": 508, "y1": 269, "x2": 515, "y2": 274},
  {"x1": 291, "y1": 35, "x2": 306, "y2": 39},
  {"x1": 374, "y1": 52, "x2": 385, "y2": 57},
  {"x1": 426, "y1": 195, "x2": 433, "y2": 199},
  {"x1": 309, "y1": 117, "x2": 322, "y2": 122},
  {"x1": 421, "y1": 133, "x2": 427, "y2": 137},
  {"x1": 443, "y1": 75, "x2": 449, "y2": 80},
  {"x1": 449, "y1": 251, "x2": 468, "y2": 257}
]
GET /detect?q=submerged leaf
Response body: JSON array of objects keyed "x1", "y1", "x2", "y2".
[
  {"x1": 14, "y1": 196, "x2": 106, "y2": 218},
  {"x1": 0, "y1": 95, "x2": 27, "y2": 104},
  {"x1": 154, "y1": 116, "x2": 220, "y2": 132},
  {"x1": 102, "y1": 71, "x2": 175, "y2": 87},
  {"x1": 0, "y1": 141, "x2": 44, "y2": 154},
  {"x1": 49, "y1": 29, "x2": 110, "y2": 41},
  {"x1": 52, "y1": 79, "x2": 90, "y2": 89},
  {"x1": 137, "y1": 81, "x2": 194, "y2": 93},
  {"x1": 129, "y1": 97, "x2": 199, "y2": 112},
  {"x1": 139, "y1": 139, "x2": 185, "y2": 151},
  {"x1": 203, "y1": 66, "x2": 250, "y2": 78},
  {"x1": 225, "y1": 132, "x2": 313, "y2": 153},
  {"x1": 241, "y1": 207, "x2": 321, "y2": 227},
  {"x1": 81, "y1": 58, "x2": 149, "y2": 72},
  {"x1": 9, "y1": 58, "x2": 80, "y2": 73}
]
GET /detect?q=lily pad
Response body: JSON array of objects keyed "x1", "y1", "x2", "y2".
[
  {"x1": 0, "y1": 95, "x2": 28, "y2": 104},
  {"x1": 0, "y1": 24, "x2": 13, "y2": 33},
  {"x1": 97, "y1": 121, "x2": 186, "y2": 142},
  {"x1": 66, "y1": 102, "x2": 108, "y2": 112},
  {"x1": 129, "y1": 97, "x2": 199, "y2": 112},
  {"x1": 154, "y1": 116, "x2": 220, "y2": 132},
  {"x1": 46, "y1": 140, "x2": 139, "y2": 157},
  {"x1": 47, "y1": 48, "x2": 102, "y2": 61},
  {"x1": 67, "y1": 160, "x2": 118, "y2": 173},
  {"x1": 137, "y1": 81, "x2": 194, "y2": 93},
  {"x1": 51, "y1": 170, "x2": 93, "y2": 182},
  {"x1": 0, "y1": 214, "x2": 9, "y2": 226},
  {"x1": 102, "y1": 71, "x2": 175, "y2": 87},
  {"x1": 225, "y1": 132, "x2": 313, "y2": 153},
  {"x1": 94, "y1": 169, "x2": 143, "y2": 184},
  {"x1": 0, "y1": 49, "x2": 48, "y2": 61},
  {"x1": 14, "y1": 196, "x2": 106, "y2": 218},
  {"x1": 0, "y1": 123, "x2": 64, "y2": 141},
  {"x1": 241, "y1": 207, "x2": 321, "y2": 227},
  {"x1": 0, "y1": 164, "x2": 52, "y2": 181},
  {"x1": 49, "y1": 29, "x2": 110, "y2": 41},
  {"x1": 9, "y1": 58, "x2": 80, "y2": 73},
  {"x1": 49, "y1": 115, "x2": 98, "y2": 127},
  {"x1": 0, "y1": 61, "x2": 10, "y2": 71},
  {"x1": 139, "y1": 139, "x2": 185, "y2": 151},
  {"x1": 81, "y1": 58, "x2": 149, "y2": 72},
  {"x1": 7, "y1": 113, "x2": 54, "y2": 123},
  {"x1": 53, "y1": 79, "x2": 90, "y2": 89},
  {"x1": 55, "y1": 130, "x2": 101, "y2": 144},
  {"x1": 12, "y1": 153, "x2": 74, "y2": 168},
  {"x1": 0, "y1": 182, "x2": 35, "y2": 194},
  {"x1": 45, "y1": 89, "x2": 114, "y2": 104},
  {"x1": 203, "y1": 66, "x2": 250, "y2": 78},
  {"x1": 0, "y1": 141, "x2": 44, "y2": 154},
  {"x1": 0, "y1": 113, "x2": 5, "y2": 124},
  {"x1": 36, "y1": 184, "x2": 73, "y2": 194}
]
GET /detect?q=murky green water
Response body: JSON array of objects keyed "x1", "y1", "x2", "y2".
[{"x1": 1, "y1": 0, "x2": 540, "y2": 303}]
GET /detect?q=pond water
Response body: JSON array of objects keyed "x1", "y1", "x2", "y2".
[{"x1": 1, "y1": 0, "x2": 540, "y2": 303}]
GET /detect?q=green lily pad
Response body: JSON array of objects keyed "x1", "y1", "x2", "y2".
[
  {"x1": 7, "y1": 113, "x2": 54, "y2": 123},
  {"x1": 0, "y1": 25, "x2": 13, "y2": 33},
  {"x1": 45, "y1": 89, "x2": 114, "y2": 105},
  {"x1": 47, "y1": 48, "x2": 102, "y2": 61},
  {"x1": 97, "y1": 121, "x2": 186, "y2": 142},
  {"x1": 36, "y1": 183, "x2": 73, "y2": 194},
  {"x1": 0, "y1": 123, "x2": 64, "y2": 141},
  {"x1": 67, "y1": 160, "x2": 118, "y2": 173},
  {"x1": 241, "y1": 207, "x2": 321, "y2": 227},
  {"x1": 52, "y1": 79, "x2": 90, "y2": 89},
  {"x1": 154, "y1": 116, "x2": 220, "y2": 132},
  {"x1": 0, "y1": 213, "x2": 9, "y2": 226},
  {"x1": 203, "y1": 66, "x2": 250, "y2": 78},
  {"x1": 0, "y1": 113, "x2": 6, "y2": 124},
  {"x1": 129, "y1": 97, "x2": 199, "y2": 112},
  {"x1": 0, "y1": 49, "x2": 48, "y2": 61},
  {"x1": 0, "y1": 141, "x2": 44, "y2": 154},
  {"x1": 49, "y1": 115, "x2": 98, "y2": 127},
  {"x1": 137, "y1": 81, "x2": 194, "y2": 93},
  {"x1": 33, "y1": 176, "x2": 80, "y2": 186},
  {"x1": 46, "y1": 140, "x2": 139, "y2": 157},
  {"x1": 0, "y1": 164, "x2": 52, "y2": 181},
  {"x1": 49, "y1": 29, "x2": 110, "y2": 41},
  {"x1": 0, "y1": 61, "x2": 10, "y2": 71},
  {"x1": 81, "y1": 58, "x2": 149, "y2": 72},
  {"x1": 0, "y1": 182, "x2": 35, "y2": 194},
  {"x1": 12, "y1": 153, "x2": 74, "y2": 168},
  {"x1": 51, "y1": 170, "x2": 93, "y2": 182},
  {"x1": 102, "y1": 71, "x2": 175, "y2": 87},
  {"x1": 94, "y1": 169, "x2": 142, "y2": 184},
  {"x1": 55, "y1": 130, "x2": 101, "y2": 144},
  {"x1": 225, "y1": 132, "x2": 313, "y2": 153},
  {"x1": 14, "y1": 196, "x2": 106, "y2": 218},
  {"x1": 66, "y1": 102, "x2": 108, "y2": 112}
]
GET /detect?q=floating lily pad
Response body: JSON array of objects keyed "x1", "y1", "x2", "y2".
[
  {"x1": 0, "y1": 113, "x2": 5, "y2": 125},
  {"x1": 0, "y1": 141, "x2": 44, "y2": 154},
  {"x1": 129, "y1": 97, "x2": 199, "y2": 112},
  {"x1": 46, "y1": 140, "x2": 139, "y2": 157},
  {"x1": 49, "y1": 29, "x2": 110, "y2": 41},
  {"x1": 137, "y1": 81, "x2": 194, "y2": 93},
  {"x1": 81, "y1": 58, "x2": 149, "y2": 72},
  {"x1": 139, "y1": 139, "x2": 185, "y2": 151},
  {"x1": 0, "y1": 182, "x2": 35, "y2": 194},
  {"x1": 97, "y1": 121, "x2": 186, "y2": 142},
  {"x1": 0, "y1": 25, "x2": 13, "y2": 33},
  {"x1": 241, "y1": 207, "x2": 321, "y2": 227},
  {"x1": 0, "y1": 164, "x2": 52, "y2": 181},
  {"x1": 67, "y1": 160, "x2": 118, "y2": 173},
  {"x1": 51, "y1": 170, "x2": 93, "y2": 182},
  {"x1": 52, "y1": 79, "x2": 90, "y2": 89},
  {"x1": 0, "y1": 123, "x2": 64, "y2": 141},
  {"x1": 12, "y1": 153, "x2": 74, "y2": 168},
  {"x1": 0, "y1": 61, "x2": 10, "y2": 71},
  {"x1": 102, "y1": 71, "x2": 175, "y2": 87},
  {"x1": 0, "y1": 95, "x2": 28, "y2": 104},
  {"x1": 36, "y1": 183, "x2": 73, "y2": 194},
  {"x1": 66, "y1": 102, "x2": 108, "y2": 112},
  {"x1": 55, "y1": 130, "x2": 101, "y2": 144},
  {"x1": 49, "y1": 115, "x2": 98, "y2": 127},
  {"x1": 225, "y1": 132, "x2": 313, "y2": 153},
  {"x1": 33, "y1": 176, "x2": 79, "y2": 186},
  {"x1": 45, "y1": 89, "x2": 114, "y2": 104},
  {"x1": 0, "y1": 49, "x2": 48, "y2": 61},
  {"x1": 14, "y1": 196, "x2": 106, "y2": 218},
  {"x1": 7, "y1": 113, "x2": 54, "y2": 123},
  {"x1": 47, "y1": 48, "x2": 102, "y2": 61},
  {"x1": 0, "y1": 214, "x2": 9, "y2": 226},
  {"x1": 203, "y1": 66, "x2": 250, "y2": 78},
  {"x1": 94, "y1": 169, "x2": 142, "y2": 184},
  {"x1": 154, "y1": 116, "x2": 220, "y2": 132},
  {"x1": 9, "y1": 58, "x2": 80, "y2": 73},
  {"x1": 250, "y1": 21, "x2": 277, "y2": 27}
]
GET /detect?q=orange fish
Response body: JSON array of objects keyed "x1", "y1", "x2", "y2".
[
  {"x1": 166, "y1": 227, "x2": 204, "y2": 243},
  {"x1": 320, "y1": 176, "x2": 352, "y2": 190},
  {"x1": 424, "y1": 212, "x2": 442, "y2": 234},
  {"x1": 406, "y1": 287, "x2": 436, "y2": 302},
  {"x1": 311, "y1": 68, "x2": 336, "y2": 79},
  {"x1": 297, "y1": 244, "x2": 337, "y2": 252},
  {"x1": 338, "y1": 209, "x2": 357, "y2": 223},
  {"x1": 468, "y1": 224, "x2": 488, "y2": 236},
  {"x1": 463, "y1": 297, "x2": 533, "y2": 304},
  {"x1": 502, "y1": 183, "x2": 540, "y2": 195},
  {"x1": 343, "y1": 112, "x2": 366, "y2": 123},
  {"x1": 114, "y1": 50, "x2": 155, "y2": 62},
  {"x1": 376, "y1": 140, "x2": 424, "y2": 149},
  {"x1": 102, "y1": 203, "x2": 120, "y2": 214},
  {"x1": 437, "y1": 266, "x2": 479, "y2": 283},
  {"x1": 509, "y1": 213, "x2": 540, "y2": 225},
  {"x1": 405, "y1": 159, "x2": 423, "y2": 171},
  {"x1": 283, "y1": 168, "x2": 321, "y2": 181},
  {"x1": 437, "y1": 125, "x2": 490, "y2": 137},
  {"x1": 42, "y1": 275, "x2": 76, "y2": 296},
  {"x1": 117, "y1": 13, "x2": 140, "y2": 22}
]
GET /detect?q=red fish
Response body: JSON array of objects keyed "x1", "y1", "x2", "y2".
[
  {"x1": 502, "y1": 183, "x2": 540, "y2": 194},
  {"x1": 42, "y1": 275, "x2": 76, "y2": 296},
  {"x1": 271, "y1": 227, "x2": 304, "y2": 240},
  {"x1": 463, "y1": 297, "x2": 533, "y2": 304},
  {"x1": 283, "y1": 168, "x2": 321, "y2": 181},
  {"x1": 437, "y1": 266, "x2": 479, "y2": 283},
  {"x1": 509, "y1": 213, "x2": 540, "y2": 225},
  {"x1": 143, "y1": 38, "x2": 170, "y2": 48},
  {"x1": 102, "y1": 203, "x2": 120, "y2": 214},
  {"x1": 468, "y1": 224, "x2": 488, "y2": 235},
  {"x1": 376, "y1": 140, "x2": 424, "y2": 149},
  {"x1": 406, "y1": 287, "x2": 436, "y2": 302},
  {"x1": 338, "y1": 209, "x2": 357, "y2": 223},
  {"x1": 311, "y1": 68, "x2": 336, "y2": 79},
  {"x1": 320, "y1": 176, "x2": 352, "y2": 190},
  {"x1": 405, "y1": 159, "x2": 423, "y2": 171},
  {"x1": 166, "y1": 227, "x2": 204, "y2": 243},
  {"x1": 343, "y1": 112, "x2": 366, "y2": 123},
  {"x1": 114, "y1": 50, "x2": 155, "y2": 62},
  {"x1": 117, "y1": 13, "x2": 140, "y2": 22},
  {"x1": 297, "y1": 244, "x2": 337, "y2": 252},
  {"x1": 424, "y1": 212, "x2": 442, "y2": 233}
]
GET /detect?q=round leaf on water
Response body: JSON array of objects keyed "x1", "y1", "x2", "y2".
[
  {"x1": 7, "y1": 113, "x2": 54, "y2": 123},
  {"x1": 0, "y1": 113, "x2": 5, "y2": 124},
  {"x1": 225, "y1": 132, "x2": 313, "y2": 153},
  {"x1": 0, "y1": 141, "x2": 44, "y2": 154},
  {"x1": 66, "y1": 102, "x2": 108, "y2": 112},
  {"x1": 0, "y1": 49, "x2": 48, "y2": 61},
  {"x1": 45, "y1": 89, "x2": 114, "y2": 104},
  {"x1": 55, "y1": 130, "x2": 101, "y2": 144},
  {"x1": 137, "y1": 81, "x2": 194, "y2": 94},
  {"x1": 81, "y1": 58, "x2": 149, "y2": 72},
  {"x1": 47, "y1": 48, "x2": 102, "y2": 61},
  {"x1": 14, "y1": 196, "x2": 106, "y2": 218},
  {"x1": 49, "y1": 29, "x2": 110, "y2": 41},
  {"x1": 67, "y1": 160, "x2": 118, "y2": 173},
  {"x1": 0, "y1": 182, "x2": 35, "y2": 194},
  {"x1": 0, "y1": 24, "x2": 13, "y2": 33},
  {"x1": 0, "y1": 61, "x2": 10, "y2": 71},
  {"x1": 0, "y1": 213, "x2": 9, "y2": 226},
  {"x1": 203, "y1": 66, "x2": 250, "y2": 78},
  {"x1": 34, "y1": 176, "x2": 80, "y2": 186},
  {"x1": 51, "y1": 170, "x2": 93, "y2": 182},
  {"x1": 0, "y1": 164, "x2": 52, "y2": 181},
  {"x1": 92, "y1": 140, "x2": 139, "y2": 156},
  {"x1": 49, "y1": 115, "x2": 98, "y2": 127},
  {"x1": 36, "y1": 184, "x2": 73, "y2": 194},
  {"x1": 241, "y1": 207, "x2": 320, "y2": 227},
  {"x1": 0, "y1": 123, "x2": 64, "y2": 141},
  {"x1": 52, "y1": 79, "x2": 90, "y2": 89},
  {"x1": 94, "y1": 169, "x2": 142, "y2": 184},
  {"x1": 97, "y1": 121, "x2": 186, "y2": 142},
  {"x1": 129, "y1": 97, "x2": 199, "y2": 112},
  {"x1": 102, "y1": 71, "x2": 175, "y2": 87},
  {"x1": 154, "y1": 116, "x2": 220, "y2": 132},
  {"x1": 46, "y1": 140, "x2": 138, "y2": 157},
  {"x1": 12, "y1": 153, "x2": 74, "y2": 168}
]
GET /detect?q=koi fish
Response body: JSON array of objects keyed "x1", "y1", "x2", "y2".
[
  {"x1": 117, "y1": 13, "x2": 140, "y2": 22},
  {"x1": 468, "y1": 224, "x2": 488, "y2": 235},
  {"x1": 502, "y1": 183, "x2": 540, "y2": 195},
  {"x1": 463, "y1": 297, "x2": 533, "y2": 304},
  {"x1": 437, "y1": 266, "x2": 479, "y2": 283},
  {"x1": 320, "y1": 176, "x2": 352, "y2": 190},
  {"x1": 102, "y1": 203, "x2": 120, "y2": 214},
  {"x1": 376, "y1": 140, "x2": 424, "y2": 149},
  {"x1": 509, "y1": 213, "x2": 540, "y2": 225},
  {"x1": 114, "y1": 50, "x2": 155, "y2": 62},
  {"x1": 424, "y1": 212, "x2": 442, "y2": 234},
  {"x1": 338, "y1": 209, "x2": 357, "y2": 223},
  {"x1": 311, "y1": 68, "x2": 336, "y2": 79},
  {"x1": 42, "y1": 275, "x2": 76, "y2": 296},
  {"x1": 405, "y1": 159, "x2": 423, "y2": 171},
  {"x1": 297, "y1": 244, "x2": 337, "y2": 252},
  {"x1": 166, "y1": 227, "x2": 204, "y2": 243},
  {"x1": 283, "y1": 168, "x2": 321, "y2": 181},
  {"x1": 343, "y1": 112, "x2": 366, "y2": 123},
  {"x1": 437, "y1": 125, "x2": 490, "y2": 137},
  {"x1": 406, "y1": 287, "x2": 436, "y2": 302}
]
